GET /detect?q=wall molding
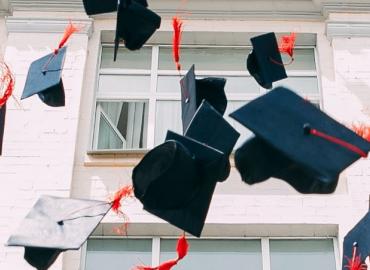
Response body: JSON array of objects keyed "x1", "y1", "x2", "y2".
[
  {"x1": 322, "y1": 3, "x2": 370, "y2": 17},
  {"x1": 326, "y1": 21, "x2": 370, "y2": 40},
  {"x1": 6, "y1": 17, "x2": 93, "y2": 36}
]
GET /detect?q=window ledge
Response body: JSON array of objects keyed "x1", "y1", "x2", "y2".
[
  {"x1": 85, "y1": 149, "x2": 148, "y2": 167},
  {"x1": 85, "y1": 150, "x2": 235, "y2": 167}
]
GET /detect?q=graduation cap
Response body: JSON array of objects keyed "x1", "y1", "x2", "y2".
[
  {"x1": 7, "y1": 196, "x2": 111, "y2": 270},
  {"x1": 21, "y1": 46, "x2": 66, "y2": 107},
  {"x1": 114, "y1": 0, "x2": 161, "y2": 59},
  {"x1": 342, "y1": 211, "x2": 370, "y2": 270},
  {"x1": 230, "y1": 87, "x2": 370, "y2": 194},
  {"x1": 82, "y1": 0, "x2": 148, "y2": 15},
  {"x1": 133, "y1": 130, "x2": 227, "y2": 237},
  {"x1": 82, "y1": 0, "x2": 160, "y2": 60},
  {"x1": 246, "y1": 32, "x2": 287, "y2": 89},
  {"x1": 180, "y1": 64, "x2": 227, "y2": 132}
]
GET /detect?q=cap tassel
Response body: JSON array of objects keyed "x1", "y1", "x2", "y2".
[
  {"x1": 304, "y1": 124, "x2": 368, "y2": 158},
  {"x1": 0, "y1": 63, "x2": 15, "y2": 108},
  {"x1": 110, "y1": 185, "x2": 134, "y2": 235},
  {"x1": 270, "y1": 32, "x2": 296, "y2": 66},
  {"x1": 55, "y1": 22, "x2": 80, "y2": 55},
  {"x1": 133, "y1": 233, "x2": 189, "y2": 270},
  {"x1": 345, "y1": 243, "x2": 368, "y2": 270},
  {"x1": 42, "y1": 22, "x2": 80, "y2": 73},
  {"x1": 172, "y1": 16, "x2": 183, "y2": 72},
  {"x1": 352, "y1": 123, "x2": 370, "y2": 142}
]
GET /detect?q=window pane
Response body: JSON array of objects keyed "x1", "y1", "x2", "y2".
[
  {"x1": 159, "y1": 47, "x2": 250, "y2": 71},
  {"x1": 225, "y1": 101, "x2": 254, "y2": 149},
  {"x1": 101, "y1": 47, "x2": 152, "y2": 69},
  {"x1": 157, "y1": 76, "x2": 259, "y2": 94},
  {"x1": 270, "y1": 239, "x2": 336, "y2": 270},
  {"x1": 282, "y1": 49, "x2": 316, "y2": 71},
  {"x1": 155, "y1": 101, "x2": 182, "y2": 145},
  {"x1": 94, "y1": 101, "x2": 148, "y2": 150},
  {"x1": 98, "y1": 75, "x2": 151, "y2": 94},
  {"x1": 160, "y1": 239, "x2": 262, "y2": 270},
  {"x1": 275, "y1": 77, "x2": 319, "y2": 95},
  {"x1": 85, "y1": 239, "x2": 152, "y2": 270}
]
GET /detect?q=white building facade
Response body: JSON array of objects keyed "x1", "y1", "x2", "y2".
[{"x1": 1, "y1": 0, "x2": 370, "y2": 269}]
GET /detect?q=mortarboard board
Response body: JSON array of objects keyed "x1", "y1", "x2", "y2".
[
  {"x1": 0, "y1": 104, "x2": 5, "y2": 155},
  {"x1": 246, "y1": 32, "x2": 287, "y2": 89},
  {"x1": 180, "y1": 64, "x2": 227, "y2": 132},
  {"x1": 21, "y1": 46, "x2": 67, "y2": 107},
  {"x1": 185, "y1": 100, "x2": 240, "y2": 158},
  {"x1": 7, "y1": 196, "x2": 111, "y2": 270},
  {"x1": 133, "y1": 130, "x2": 227, "y2": 237},
  {"x1": 342, "y1": 211, "x2": 370, "y2": 270},
  {"x1": 230, "y1": 87, "x2": 370, "y2": 193}
]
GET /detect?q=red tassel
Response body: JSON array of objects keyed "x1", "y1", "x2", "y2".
[
  {"x1": 0, "y1": 63, "x2": 15, "y2": 108},
  {"x1": 111, "y1": 185, "x2": 134, "y2": 214},
  {"x1": 54, "y1": 22, "x2": 80, "y2": 55},
  {"x1": 352, "y1": 123, "x2": 370, "y2": 142},
  {"x1": 278, "y1": 32, "x2": 296, "y2": 59},
  {"x1": 344, "y1": 243, "x2": 368, "y2": 270},
  {"x1": 133, "y1": 234, "x2": 189, "y2": 270},
  {"x1": 172, "y1": 17, "x2": 183, "y2": 71}
]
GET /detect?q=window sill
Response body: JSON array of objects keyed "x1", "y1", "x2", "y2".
[
  {"x1": 85, "y1": 149, "x2": 149, "y2": 167},
  {"x1": 85, "y1": 149, "x2": 235, "y2": 167}
]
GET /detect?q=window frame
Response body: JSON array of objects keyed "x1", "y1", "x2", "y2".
[
  {"x1": 80, "y1": 236, "x2": 340, "y2": 270},
  {"x1": 89, "y1": 43, "x2": 322, "y2": 153}
]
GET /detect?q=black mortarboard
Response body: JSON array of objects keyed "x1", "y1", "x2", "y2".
[
  {"x1": 342, "y1": 212, "x2": 370, "y2": 270},
  {"x1": 21, "y1": 46, "x2": 66, "y2": 107},
  {"x1": 246, "y1": 32, "x2": 287, "y2": 89},
  {"x1": 0, "y1": 104, "x2": 5, "y2": 155},
  {"x1": 180, "y1": 64, "x2": 227, "y2": 132},
  {"x1": 7, "y1": 196, "x2": 111, "y2": 270},
  {"x1": 230, "y1": 87, "x2": 370, "y2": 194},
  {"x1": 133, "y1": 130, "x2": 227, "y2": 237},
  {"x1": 82, "y1": 0, "x2": 148, "y2": 15},
  {"x1": 185, "y1": 100, "x2": 240, "y2": 158},
  {"x1": 115, "y1": 0, "x2": 161, "y2": 59}
]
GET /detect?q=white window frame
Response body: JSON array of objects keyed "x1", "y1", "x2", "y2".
[
  {"x1": 90, "y1": 43, "x2": 322, "y2": 152},
  {"x1": 80, "y1": 236, "x2": 339, "y2": 270}
]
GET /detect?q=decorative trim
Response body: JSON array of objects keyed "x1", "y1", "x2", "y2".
[
  {"x1": 322, "y1": 3, "x2": 370, "y2": 17},
  {"x1": 5, "y1": 17, "x2": 93, "y2": 36},
  {"x1": 9, "y1": 0, "x2": 84, "y2": 12},
  {"x1": 326, "y1": 21, "x2": 370, "y2": 40}
]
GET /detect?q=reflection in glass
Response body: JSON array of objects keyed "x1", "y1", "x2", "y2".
[{"x1": 95, "y1": 101, "x2": 148, "y2": 150}]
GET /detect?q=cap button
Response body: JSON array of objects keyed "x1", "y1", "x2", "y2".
[
  {"x1": 303, "y1": 123, "x2": 311, "y2": 135},
  {"x1": 185, "y1": 98, "x2": 189, "y2": 103},
  {"x1": 57, "y1": 220, "x2": 64, "y2": 226}
]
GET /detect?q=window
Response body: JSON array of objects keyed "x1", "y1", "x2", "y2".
[
  {"x1": 92, "y1": 44, "x2": 320, "y2": 151},
  {"x1": 84, "y1": 238, "x2": 336, "y2": 270}
]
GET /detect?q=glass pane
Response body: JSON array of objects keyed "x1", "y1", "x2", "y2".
[
  {"x1": 98, "y1": 75, "x2": 150, "y2": 94},
  {"x1": 159, "y1": 47, "x2": 250, "y2": 71},
  {"x1": 275, "y1": 77, "x2": 319, "y2": 95},
  {"x1": 157, "y1": 76, "x2": 259, "y2": 94},
  {"x1": 225, "y1": 101, "x2": 254, "y2": 149},
  {"x1": 98, "y1": 115, "x2": 124, "y2": 149},
  {"x1": 155, "y1": 101, "x2": 182, "y2": 145},
  {"x1": 95, "y1": 101, "x2": 149, "y2": 150},
  {"x1": 270, "y1": 239, "x2": 336, "y2": 270},
  {"x1": 160, "y1": 239, "x2": 262, "y2": 270},
  {"x1": 282, "y1": 48, "x2": 316, "y2": 71},
  {"x1": 101, "y1": 47, "x2": 152, "y2": 69},
  {"x1": 85, "y1": 239, "x2": 152, "y2": 270}
]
